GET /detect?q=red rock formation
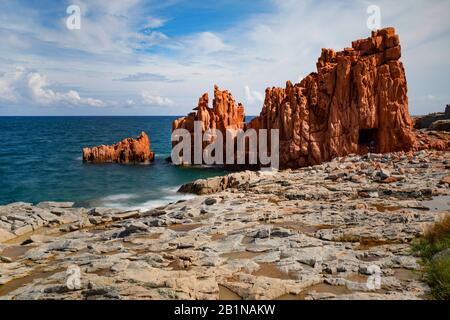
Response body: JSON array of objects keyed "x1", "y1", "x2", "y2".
[
  {"x1": 173, "y1": 85, "x2": 245, "y2": 133},
  {"x1": 247, "y1": 27, "x2": 417, "y2": 168},
  {"x1": 173, "y1": 27, "x2": 423, "y2": 169},
  {"x1": 172, "y1": 85, "x2": 245, "y2": 162},
  {"x1": 83, "y1": 132, "x2": 155, "y2": 164}
]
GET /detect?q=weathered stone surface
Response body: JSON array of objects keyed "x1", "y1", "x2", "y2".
[
  {"x1": 432, "y1": 249, "x2": 450, "y2": 263},
  {"x1": 179, "y1": 176, "x2": 228, "y2": 195},
  {"x1": 415, "y1": 130, "x2": 450, "y2": 151},
  {"x1": 36, "y1": 202, "x2": 74, "y2": 209},
  {"x1": 414, "y1": 113, "x2": 447, "y2": 129},
  {"x1": 0, "y1": 255, "x2": 12, "y2": 263},
  {"x1": 0, "y1": 228, "x2": 15, "y2": 242},
  {"x1": 413, "y1": 105, "x2": 450, "y2": 129},
  {"x1": 178, "y1": 171, "x2": 257, "y2": 195},
  {"x1": 440, "y1": 176, "x2": 450, "y2": 185},
  {"x1": 430, "y1": 120, "x2": 450, "y2": 132},
  {"x1": 83, "y1": 132, "x2": 155, "y2": 164}
]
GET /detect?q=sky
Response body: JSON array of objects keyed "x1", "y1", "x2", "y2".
[{"x1": 0, "y1": 0, "x2": 449, "y2": 116}]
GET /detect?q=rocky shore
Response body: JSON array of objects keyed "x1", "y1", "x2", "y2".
[{"x1": 1, "y1": 150, "x2": 449, "y2": 300}]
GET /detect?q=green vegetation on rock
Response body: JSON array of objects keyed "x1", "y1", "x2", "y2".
[{"x1": 413, "y1": 215, "x2": 450, "y2": 300}]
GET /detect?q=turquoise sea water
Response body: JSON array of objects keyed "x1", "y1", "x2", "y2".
[{"x1": 0, "y1": 116, "x2": 234, "y2": 209}]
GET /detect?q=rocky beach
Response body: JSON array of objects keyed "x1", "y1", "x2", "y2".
[{"x1": 1, "y1": 149, "x2": 449, "y2": 300}]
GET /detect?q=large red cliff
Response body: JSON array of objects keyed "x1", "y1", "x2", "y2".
[
  {"x1": 172, "y1": 28, "x2": 433, "y2": 169},
  {"x1": 248, "y1": 27, "x2": 417, "y2": 168},
  {"x1": 83, "y1": 132, "x2": 155, "y2": 164}
]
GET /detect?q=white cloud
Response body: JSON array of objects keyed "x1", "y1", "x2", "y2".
[
  {"x1": 58, "y1": 0, "x2": 149, "y2": 54},
  {"x1": 0, "y1": 0, "x2": 167, "y2": 56},
  {"x1": 0, "y1": 67, "x2": 105, "y2": 108},
  {"x1": 171, "y1": 32, "x2": 231, "y2": 55},
  {"x1": 132, "y1": 31, "x2": 169, "y2": 49},
  {"x1": 141, "y1": 91, "x2": 174, "y2": 107},
  {"x1": 144, "y1": 17, "x2": 167, "y2": 29},
  {"x1": 244, "y1": 85, "x2": 264, "y2": 105},
  {"x1": 193, "y1": 32, "x2": 230, "y2": 54},
  {"x1": 0, "y1": 67, "x2": 24, "y2": 103},
  {"x1": 116, "y1": 72, "x2": 178, "y2": 82}
]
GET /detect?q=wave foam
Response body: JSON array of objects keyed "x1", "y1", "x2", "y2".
[
  {"x1": 130, "y1": 190, "x2": 196, "y2": 211},
  {"x1": 96, "y1": 186, "x2": 195, "y2": 212},
  {"x1": 101, "y1": 193, "x2": 140, "y2": 201}
]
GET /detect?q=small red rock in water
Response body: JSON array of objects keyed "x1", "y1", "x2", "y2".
[{"x1": 83, "y1": 132, "x2": 155, "y2": 164}]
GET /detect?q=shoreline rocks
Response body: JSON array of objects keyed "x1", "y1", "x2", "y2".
[
  {"x1": 1, "y1": 149, "x2": 449, "y2": 300},
  {"x1": 82, "y1": 132, "x2": 155, "y2": 164},
  {"x1": 178, "y1": 171, "x2": 258, "y2": 195},
  {"x1": 430, "y1": 120, "x2": 450, "y2": 132},
  {"x1": 414, "y1": 105, "x2": 450, "y2": 131}
]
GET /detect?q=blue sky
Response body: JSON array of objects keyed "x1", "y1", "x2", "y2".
[{"x1": 0, "y1": 0, "x2": 449, "y2": 116}]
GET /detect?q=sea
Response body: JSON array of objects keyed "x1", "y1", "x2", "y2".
[{"x1": 0, "y1": 116, "x2": 242, "y2": 210}]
